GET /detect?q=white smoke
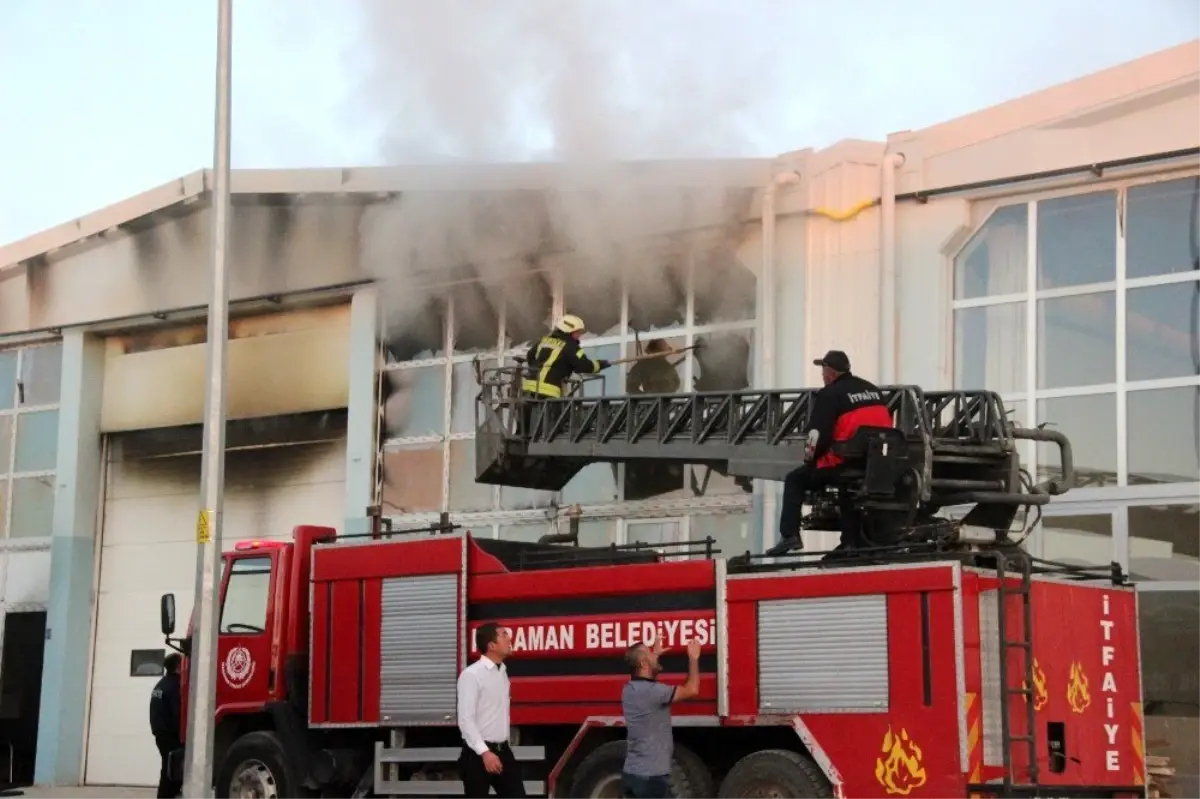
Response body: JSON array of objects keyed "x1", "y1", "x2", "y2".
[{"x1": 349, "y1": 1, "x2": 791, "y2": 349}]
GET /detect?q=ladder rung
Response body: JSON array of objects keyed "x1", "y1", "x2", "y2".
[
  {"x1": 1003, "y1": 640, "x2": 1032, "y2": 648},
  {"x1": 1007, "y1": 735, "x2": 1035, "y2": 743},
  {"x1": 1007, "y1": 687, "x2": 1033, "y2": 695}
]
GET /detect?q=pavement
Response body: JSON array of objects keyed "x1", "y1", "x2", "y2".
[{"x1": 12, "y1": 787, "x2": 153, "y2": 798}]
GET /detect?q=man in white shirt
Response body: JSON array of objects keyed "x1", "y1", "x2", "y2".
[{"x1": 457, "y1": 622, "x2": 525, "y2": 798}]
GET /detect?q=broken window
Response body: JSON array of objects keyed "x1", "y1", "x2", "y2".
[
  {"x1": 382, "y1": 367, "x2": 446, "y2": 440},
  {"x1": 626, "y1": 255, "x2": 687, "y2": 332},
  {"x1": 451, "y1": 281, "x2": 500, "y2": 354},
  {"x1": 385, "y1": 296, "x2": 446, "y2": 362},
  {"x1": 501, "y1": 270, "x2": 554, "y2": 350}
]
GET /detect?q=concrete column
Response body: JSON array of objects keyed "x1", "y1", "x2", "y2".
[
  {"x1": 343, "y1": 287, "x2": 379, "y2": 536},
  {"x1": 35, "y1": 331, "x2": 105, "y2": 786}
]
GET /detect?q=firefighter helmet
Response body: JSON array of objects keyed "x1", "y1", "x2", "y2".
[{"x1": 556, "y1": 314, "x2": 586, "y2": 334}]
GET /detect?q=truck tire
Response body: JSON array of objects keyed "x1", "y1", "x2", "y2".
[
  {"x1": 569, "y1": 740, "x2": 716, "y2": 798},
  {"x1": 671, "y1": 743, "x2": 716, "y2": 797},
  {"x1": 215, "y1": 730, "x2": 304, "y2": 799},
  {"x1": 716, "y1": 749, "x2": 832, "y2": 798}
]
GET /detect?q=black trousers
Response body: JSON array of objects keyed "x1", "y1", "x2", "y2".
[
  {"x1": 154, "y1": 733, "x2": 183, "y2": 799},
  {"x1": 779, "y1": 464, "x2": 843, "y2": 541},
  {"x1": 460, "y1": 743, "x2": 525, "y2": 798}
]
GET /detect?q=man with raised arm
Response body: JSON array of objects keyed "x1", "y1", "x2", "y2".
[{"x1": 620, "y1": 636, "x2": 703, "y2": 798}]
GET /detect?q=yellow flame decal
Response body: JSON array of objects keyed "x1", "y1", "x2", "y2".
[
  {"x1": 1022, "y1": 658, "x2": 1048, "y2": 711},
  {"x1": 874, "y1": 726, "x2": 928, "y2": 796},
  {"x1": 1066, "y1": 661, "x2": 1092, "y2": 714}
]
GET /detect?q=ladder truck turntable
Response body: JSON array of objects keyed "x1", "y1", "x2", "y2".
[{"x1": 160, "y1": 368, "x2": 1148, "y2": 798}]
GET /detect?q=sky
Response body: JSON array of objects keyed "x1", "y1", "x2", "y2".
[{"x1": 0, "y1": 0, "x2": 1197, "y2": 248}]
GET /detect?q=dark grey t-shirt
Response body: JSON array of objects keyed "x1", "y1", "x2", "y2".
[{"x1": 622, "y1": 677, "x2": 675, "y2": 777}]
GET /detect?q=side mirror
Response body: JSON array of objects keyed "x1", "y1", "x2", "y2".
[{"x1": 160, "y1": 593, "x2": 176, "y2": 637}]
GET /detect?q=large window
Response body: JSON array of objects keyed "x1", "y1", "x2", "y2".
[
  {"x1": 379, "y1": 244, "x2": 759, "y2": 547},
  {"x1": 0, "y1": 343, "x2": 63, "y2": 541},
  {"x1": 954, "y1": 175, "x2": 1200, "y2": 492}
]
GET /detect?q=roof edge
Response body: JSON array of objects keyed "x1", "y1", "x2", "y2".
[
  {"x1": 890, "y1": 39, "x2": 1200, "y2": 158},
  {"x1": 1, "y1": 170, "x2": 208, "y2": 270},
  {"x1": 2, "y1": 158, "x2": 778, "y2": 271}
]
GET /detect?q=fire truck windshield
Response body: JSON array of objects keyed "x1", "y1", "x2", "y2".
[{"x1": 219, "y1": 555, "x2": 271, "y2": 635}]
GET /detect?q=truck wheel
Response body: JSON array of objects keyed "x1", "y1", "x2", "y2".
[
  {"x1": 215, "y1": 730, "x2": 302, "y2": 799},
  {"x1": 717, "y1": 749, "x2": 832, "y2": 798},
  {"x1": 570, "y1": 740, "x2": 716, "y2": 798},
  {"x1": 672, "y1": 743, "x2": 716, "y2": 797}
]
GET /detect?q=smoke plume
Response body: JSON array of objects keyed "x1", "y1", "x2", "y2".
[{"x1": 350, "y1": 1, "x2": 790, "y2": 352}]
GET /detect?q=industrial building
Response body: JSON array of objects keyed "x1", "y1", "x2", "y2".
[{"x1": 0, "y1": 40, "x2": 1195, "y2": 790}]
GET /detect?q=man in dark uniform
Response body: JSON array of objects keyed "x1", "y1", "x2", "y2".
[
  {"x1": 149, "y1": 653, "x2": 183, "y2": 798},
  {"x1": 768, "y1": 350, "x2": 894, "y2": 556}
]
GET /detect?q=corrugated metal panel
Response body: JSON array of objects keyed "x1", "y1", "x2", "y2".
[
  {"x1": 979, "y1": 588, "x2": 1004, "y2": 766},
  {"x1": 380, "y1": 573, "x2": 459, "y2": 723},
  {"x1": 758, "y1": 594, "x2": 889, "y2": 713}
]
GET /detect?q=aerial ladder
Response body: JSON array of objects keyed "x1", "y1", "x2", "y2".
[
  {"x1": 471, "y1": 361, "x2": 1105, "y2": 792},
  {"x1": 473, "y1": 361, "x2": 1076, "y2": 549}
]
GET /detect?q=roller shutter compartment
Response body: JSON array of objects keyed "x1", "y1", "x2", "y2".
[
  {"x1": 379, "y1": 573, "x2": 460, "y2": 723},
  {"x1": 757, "y1": 594, "x2": 889, "y2": 713}
]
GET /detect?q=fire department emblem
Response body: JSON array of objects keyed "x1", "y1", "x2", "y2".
[{"x1": 221, "y1": 647, "x2": 255, "y2": 689}]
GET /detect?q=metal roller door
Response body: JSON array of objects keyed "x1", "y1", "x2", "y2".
[{"x1": 83, "y1": 438, "x2": 346, "y2": 786}]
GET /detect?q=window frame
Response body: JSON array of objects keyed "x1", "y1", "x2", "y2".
[
  {"x1": 950, "y1": 171, "x2": 1200, "y2": 505},
  {"x1": 218, "y1": 554, "x2": 275, "y2": 637},
  {"x1": 0, "y1": 341, "x2": 63, "y2": 545}
]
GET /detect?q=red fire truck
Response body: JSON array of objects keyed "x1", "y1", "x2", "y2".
[{"x1": 159, "y1": 380, "x2": 1149, "y2": 797}]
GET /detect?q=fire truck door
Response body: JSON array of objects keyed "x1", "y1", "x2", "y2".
[{"x1": 214, "y1": 553, "x2": 276, "y2": 705}]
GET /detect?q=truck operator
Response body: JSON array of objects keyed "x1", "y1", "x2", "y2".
[
  {"x1": 768, "y1": 350, "x2": 894, "y2": 557},
  {"x1": 521, "y1": 314, "x2": 613, "y2": 399}
]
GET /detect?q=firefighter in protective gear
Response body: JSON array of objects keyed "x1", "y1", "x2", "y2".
[
  {"x1": 768, "y1": 350, "x2": 894, "y2": 556},
  {"x1": 521, "y1": 314, "x2": 613, "y2": 398}
]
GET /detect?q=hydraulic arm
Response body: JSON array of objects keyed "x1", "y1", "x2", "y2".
[{"x1": 473, "y1": 363, "x2": 1075, "y2": 540}]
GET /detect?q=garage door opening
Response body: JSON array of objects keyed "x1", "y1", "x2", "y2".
[
  {"x1": 0, "y1": 611, "x2": 47, "y2": 788},
  {"x1": 85, "y1": 411, "x2": 348, "y2": 786}
]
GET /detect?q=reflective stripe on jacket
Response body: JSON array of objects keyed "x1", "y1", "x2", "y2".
[{"x1": 521, "y1": 331, "x2": 603, "y2": 397}]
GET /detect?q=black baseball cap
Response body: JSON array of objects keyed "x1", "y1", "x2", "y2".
[{"x1": 813, "y1": 350, "x2": 851, "y2": 372}]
